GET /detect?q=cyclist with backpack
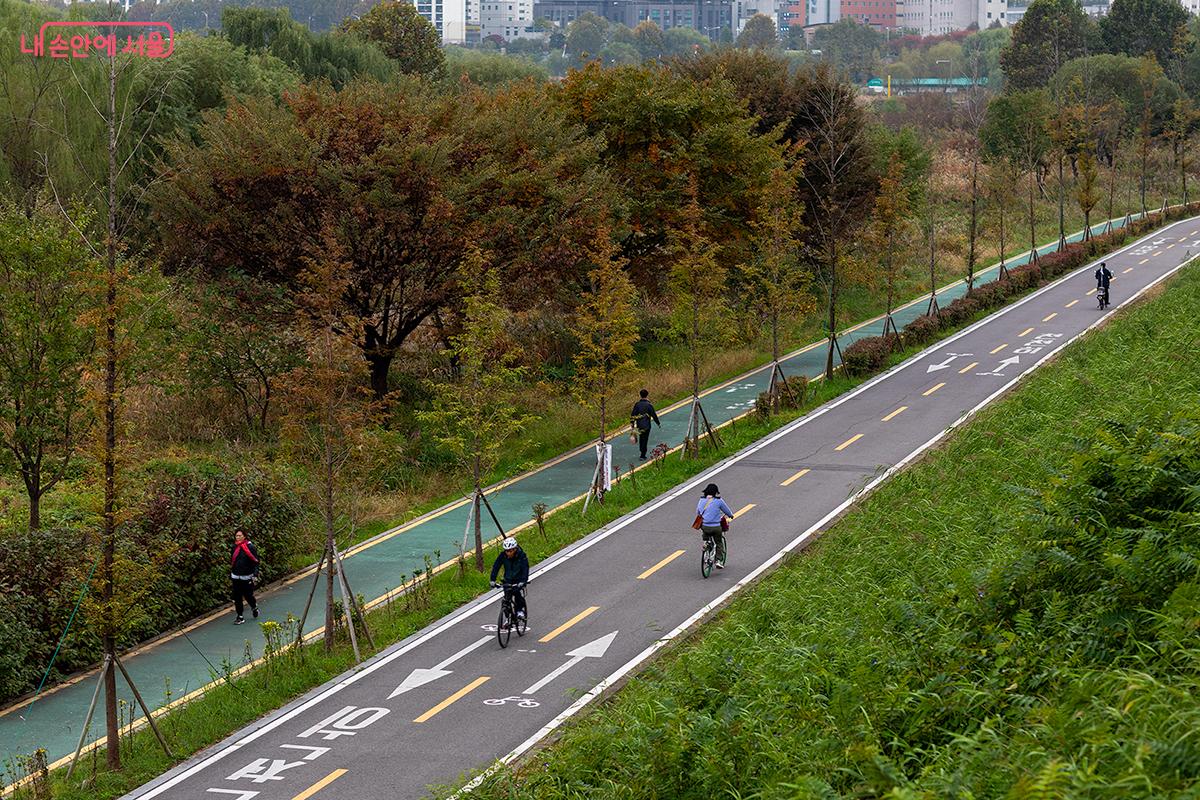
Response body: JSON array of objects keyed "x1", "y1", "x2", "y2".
[{"x1": 695, "y1": 483, "x2": 735, "y2": 569}]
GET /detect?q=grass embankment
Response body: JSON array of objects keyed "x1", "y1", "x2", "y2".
[{"x1": 459, "y1": 261, "x2": 1200, "y2": 798}]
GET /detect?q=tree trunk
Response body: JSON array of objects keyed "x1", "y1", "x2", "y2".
[
  {"x1": 102, "y1": 49, "x2": 120, "y2": 770},
  {"x1": 967, "y1": 153, "x2": 979, "y2": 292},
  {"x1": 1107, "y1": 152, "x2": 1118, "y2": 228},
  {"x1": 1028, "y1": 169, "x2": 1038, "y2": 263},
  {"x1": 1057, "y1": 153, "x2": 1066, "y2": 247},
  {"x1": 366, "y1": 350, "x2": 393, "y2": 401},
  {"x1": 473, "y1": 461, "x2": 484, "y2": 571},
  {"x1": 323, "y1": 425, "x2": 335, "y2": 653},
  {"x1": 824, "y1": 239, "x2": 837, "y2": 379}
]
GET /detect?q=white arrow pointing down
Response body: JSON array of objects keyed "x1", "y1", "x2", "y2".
[
  {"x1": 389, "y1": 636, "x2": 491, "y2": 698},
  {"x1": 523, "y1": 631, "x2": 618, "y2": 695}
]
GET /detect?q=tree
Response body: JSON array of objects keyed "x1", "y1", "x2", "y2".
[
  {"x1": 0, "y1": 202, "x2": 92, "y2": 530},
  {"x1": 743, "y1": 163, "x2": 813, "y2": 408},
  {"x1": 222, "y1": 6, "x2": 395, "y2": 89},
  {"x1": 558, "y1": 63, "x2": 781, "y2": 293},
  {"x1": 156, "y1": 79, "x2": 608, "y2": 398},
  {"x1": 633, "y1": 20, "x2": 666, "y2": 61},
  {"x1": 794, "y1": 63, "x2": 877, "y2": 378},
  {"x1": 736, "y1": 14, "x2": 779, "y2": 50},
  {"x1": 184, "y1": 275, "x2": 303, "y2": 437},
  {"x1": 340, "y1": 0, "x2": 445, "y2": 76},
  {"x1": 867, "y1": 152, "x2": 916, "y2": 337},
  {"x1": 957, "y1": 52, "x2": 990, "y2": 291},
  {"x1": 999, "y1": 0, "x2": 1095, "y2": 90},
  {"x1": 566, "y1": 12, "x2": 609, "y2": 62},
  {"x1": 1167, "y1": 97, "x2": 1196, "y2": 206},
  {"x1": 1100, "y1": 0, "x2": 1189, "y2": 74},
  {"x1": 419, "y1": 248, "x2": 533, "y2": 570},
  {"x1": 982, "y1": 90, "x2": 1052, "y2": 262},
  {"x1": 279, "y1": 221, "x2": 376, "y2": 657},
  {"x1": 663, "y1": 25, "x2": 708, "y2": 57},
  {"x1": 812, "y1": 19, "x2": 883, "y2": 83},
  {"x1": 571, "y1": 222, "x2": 639, "y2": 502},
  {"x1": 669, "y1": 182, "x2": 731, "y2": 455}
]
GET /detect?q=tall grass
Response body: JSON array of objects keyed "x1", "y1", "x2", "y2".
[{"x1": 461, "y1": 262, "x2": 1200, "y2": 799}]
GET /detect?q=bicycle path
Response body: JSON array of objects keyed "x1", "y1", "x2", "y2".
[
  {"x1": 126, "y1": 217, "x2": 1200, "y2": 800},
  {"x1": 0, "y1": 212, "x2": 1154, "y2": 775}
]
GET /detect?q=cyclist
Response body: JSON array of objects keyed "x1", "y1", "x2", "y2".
[
  {"x1": 696, "y1": 483, "x2": 734, "y2": 569},
  {"x1": 1094, "y1": 261, "x2": 1113, "y2": 307},
  {"x1": 490, "y1": 536, "x2": 529, "y2": 623}
]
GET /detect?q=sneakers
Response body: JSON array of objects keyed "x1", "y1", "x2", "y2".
[
  {"x1": 252, "y1": 606, "x2": 259, "y2": 619},
  {"x1": 715, "y1": 562, "x2": 725, "y2": 569},
  {"x1": 234, "y1": 616, "x2": 245, "y2": 625},
  {"x1": 517, "y1": 610, "x2": 526, "y2": 620}
]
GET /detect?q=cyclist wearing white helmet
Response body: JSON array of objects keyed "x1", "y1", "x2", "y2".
[{"x1": 490, "y1": 536, "x2": 529, "y2": 620}]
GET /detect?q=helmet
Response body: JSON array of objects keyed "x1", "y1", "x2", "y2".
[{"x1": 502, "y1": 537, "x2": 518, "y2": 551}]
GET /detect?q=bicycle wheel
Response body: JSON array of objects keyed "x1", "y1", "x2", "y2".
[
  {"x1": 701, "y1": 538, "x2": 714, "y2": 579},
  {"x1": 497, "y1": 604, "x2": 511, "y2": 649},
  {"x1": 516, "y1": 607, "x2": 527, "y2": 637}
]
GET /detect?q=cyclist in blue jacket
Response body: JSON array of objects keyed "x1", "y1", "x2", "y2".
[{"x1": 696, "y1": 483, "x2": 734, "y2": 569}]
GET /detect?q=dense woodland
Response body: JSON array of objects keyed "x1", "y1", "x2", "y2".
[{"x1": 0, "y1": 0, "x2": 1197, "y2": 711}]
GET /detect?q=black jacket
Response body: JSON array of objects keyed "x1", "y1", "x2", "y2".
[
  {"x1": 1095, "y1": 266, "x2": 1112, "y2": 288},
  {"x1": 231, "y1": 541, "x2": 260, "y2": 578},
  {"x1": 490, "y1": 547, "x2": 529, "y2": 585},
  {"x1": 630, "y1": 398, "x2": 660, "y2": 431}
]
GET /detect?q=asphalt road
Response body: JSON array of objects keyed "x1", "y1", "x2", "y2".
[{"x1": 124, "y1": 218, "x2": 1200, "y2": 800}]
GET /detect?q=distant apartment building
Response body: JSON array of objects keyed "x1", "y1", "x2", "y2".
[
  {"x1": 532, "y1": 0, "x2": 735, "y2": 38},
  {"x1": 408, "y1": 0, "x2": 468, "y2": 43},
  {"x1": 481, "y1": 0, "x2": 537, "y2": 38},
  {"x1": 906, "y1": 0, "x2": 1007, "y2": 34},
  {"x1": 839, "y1": 0, "x2": 899, "y2": 27},
  {"x1": 805, "y1": 0, "x2": 841, "y2": 24}
]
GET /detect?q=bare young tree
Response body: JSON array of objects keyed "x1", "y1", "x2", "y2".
[{"x1": 794, "y1": 63, "x2": 876, "y2": 379}]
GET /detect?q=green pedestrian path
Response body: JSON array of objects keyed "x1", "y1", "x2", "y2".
[{"x1": 0, "y1": 213, "x2": 1144, "y2": 777}]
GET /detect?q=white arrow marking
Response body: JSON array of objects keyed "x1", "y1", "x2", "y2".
[
  {"x1": 388, "y1": 636, "x2": 491, "y2": 698},
  {"x1": 976, "y1": 356, "x2": 1020, "y2": 376},
  {"x1": 522, "y1": 631, "x2": 618, "y2": 695},
  {"x1": 926, "y1": 352, "x2": 972, "y2": 373}
]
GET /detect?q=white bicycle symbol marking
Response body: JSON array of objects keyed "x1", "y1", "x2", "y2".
[{"x1": 483, "y1": 696, "x2": 540, "y2": 708}]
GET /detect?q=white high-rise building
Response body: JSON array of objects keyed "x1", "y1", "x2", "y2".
[
  {"x1": 909, "y1": 0, "x2": 1007, "y2": 34},
  {"x1": 411, "y1": 0, "x2": 468, "y2": 44},
  {"x1": 805, "y1": 0, "x2": 840, "y2": 25},
  {"x1": 480, "y1": 0, "x2": 536, "y2": 39},
  {"x1": 1182, "y1": 0, "x2": 1200, "y2": 15}
]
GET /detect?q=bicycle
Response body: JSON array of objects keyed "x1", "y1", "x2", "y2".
[
  {"x1": 492, "y1": 582, "x2": 527, "y2": 648},
  {"x1": 1097, "y1": 285, "x2": 1110, "y2": 310},
  {"x1": 700, "y1": 535, "x2": 717, "y2": 578}
]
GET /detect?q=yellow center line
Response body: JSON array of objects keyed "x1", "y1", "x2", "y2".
[
  {"x1": 734, "y1": 503, "x2": 756, "y2": 516},
  {"x1": 958, "y1": 361, "x2": 978, "y2": 374},
  {"x1": 1123, "y1": 267, "x2": 1133, "y2": 273},
  {"x1": 1019, "y1": 327, "x2": 1034, "y2": 337},
  {"x1": 990, "y1": 343, "x2": 1008, "y2": 354},
  {"x1": 539, "y1": 606, "x2": 600, "y2": 641},
  {"x1": 1064, "y1": 300, "x2": 1079, "y2": 308},
  {"x1": 922, "y1": 382, "x2": 945, "y2": 397},
  {"x1": 636, "y1": 551, "x2": 685, "y2": 580},
  {"x1": 414, "y1": 677, "x2": 490, "y2": 723},
  {"x1": 1087, "y1": 288, "x2": 1097, "y2": 296},
  {"x1": 1153, "y1": 250, "x2": 1163, "y2": 256},
  {"x1": 1139, "y1": 258, "x2": 1149, "y2": 264},
  {"x1": 780, "y1": 468, "x2": 810, "y2": 486},
  {"x1": 1042, "y1": 312, "x2": 1057, "y2": 322},
  {"x1": 834, "y1": 434, "x2": 863, "y2": 451},
  {"x1": 1166, "y1": 243, "x2": 1175, "y2": 249},
  {"x1": 292, "y1": 770, "x2": 348, "y2": 800},
  {"x1": 881, "y1": 406, "x2": 907, "y2": 422}
]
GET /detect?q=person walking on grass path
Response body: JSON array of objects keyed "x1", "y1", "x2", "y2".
[
  {"x1": 231, "y1": 529, "x2": 260, "y2": 625},
  {"x1": 630, "y1": 388, "x2": 661, "y2": 461}
]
